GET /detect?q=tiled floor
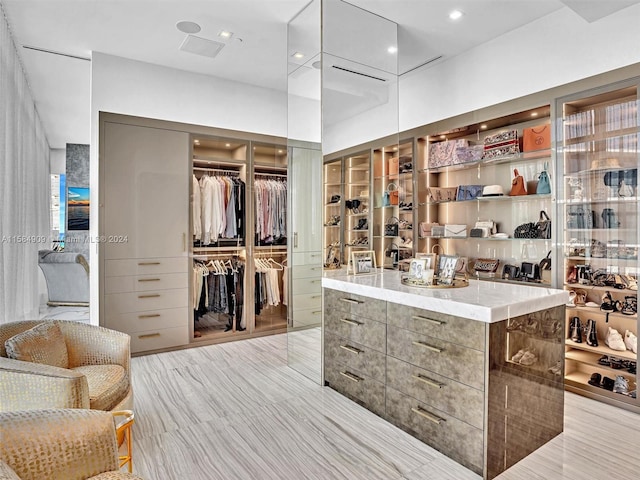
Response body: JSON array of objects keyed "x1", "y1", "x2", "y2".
[{"x1": 130, "y1": 333, "x2": 640, "y2": 480}]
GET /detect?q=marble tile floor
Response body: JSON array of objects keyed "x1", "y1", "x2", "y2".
[{"x1": 130, "y1": 333, "x2": 640, "y2": 480}]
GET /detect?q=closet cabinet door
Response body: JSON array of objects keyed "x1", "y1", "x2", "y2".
[
  {"x1": 102, "y1": 122, "x2": 189, "y2": 259},
  {"x1": 290, "y1": 147, "x2": 322, "y2": 253}
]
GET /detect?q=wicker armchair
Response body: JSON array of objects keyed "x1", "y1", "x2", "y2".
[
  {"x1": 0, "y1": 408, "x2": 143, "y2": 480},
  {"x1": 0, "y1": 320, "x2": 132, "y2": 412}
]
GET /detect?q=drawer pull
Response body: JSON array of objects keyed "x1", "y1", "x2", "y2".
[
  {"x1": 340, "y1": 371, "x2": 362, "y2": 383},
  {"x1": 138, "y1": 294, "x2": 161, "y2": 299},
  {"x1": 312, "y1": 311, "x2": 322, "y2": 315},
  {"x1": 340, "y1": 298, "x2": 363, "y2": 305},
  {"x1": 340, "y1": 344, "x2": 363, "y2": 355},
  {"x1": 412, "y1": 341, "x2": 443, "y2": 353},
  {"x1": 411, "y1": 407, "x2": 445, "y2": 425},
  {"x1": 138, "y1": 333, "x2": 161, "y2": 339},
  {"x1": 138, "y1": 314, "x2": 161, "y2": 319},
  {"x1": 311, "y1": 280, "x2": 321, "y2": 283},
  {"x1": 412, "y1": 374, "x2": 444, "y2": 389},
  {"x1": 311, "y1": 295, "x2": 321, "y2": 299},
  {"x1": 138, "y1": 278, "x2": 161, "y2": 282},
  {"x1": 138, "y1": 262, "x2": 161, "y2": 266},
  {"x1": 412, "y1": 315, "x2": 445, "y2": 326},
  {"x1": 341, "y1": 318, "x2": 363, "y2": 326}
]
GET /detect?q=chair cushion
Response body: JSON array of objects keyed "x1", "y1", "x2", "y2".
[
  {"x1": 71, "y1": 364, "x2": 129, "y2": 411},
  {"x1": 4, "y1": 322, "x2": 69, "y2": 369}
]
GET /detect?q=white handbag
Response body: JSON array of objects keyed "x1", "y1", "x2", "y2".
[{"x1": 444, "y1": 224, "x2": 467, "y2": 238}]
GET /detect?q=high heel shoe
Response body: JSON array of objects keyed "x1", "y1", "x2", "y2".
[
  {"x1": 570, "y1": 316, "x2": 583, "y2": 343},
  {"x1": 585, "y1": 318, "x2": 598, "y2": 347}
]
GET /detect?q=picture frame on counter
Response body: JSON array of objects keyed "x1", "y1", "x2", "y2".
[
  {"x1": 350, "y1": 250, "x2": 377, "y2": 275},
  {"x1": 437, "y1": 254, "x2": 459, "y2": 286}
]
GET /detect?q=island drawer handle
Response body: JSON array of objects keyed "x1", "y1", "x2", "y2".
[
  {"x1": 138, "y1": 262, "x2": 161, "y2": 266},
  {"x1": 138, "y1": 278, "x2": 161, "y2": 282},
  {"x1": 138, "y1": 333, "x2": 161, "y2": 339},
  {"x1": 341, "y1": 318, "x2": 363, "y2": 326},
  {"x1": 312, "y1": 311, "x2": 322, "y2": 315},
  {"x1": 311, "y1": 295, "x2": 321, "y2": 299},
  {"x1": 340, "y1": 345, "x2": 363, "y2": 355},
  {"x1": 340, "y1": 371, "x2": 362, "y2": 383},
  {"x1": 411, "y1": 315, "x2": 445, "y2": 326},
  {"x1": 340, "y1": 298, "x2": 363, "y2": 305},
  {"x1": 412, "y1": 341, "x2": 443, "y2": 353},
  {"x1": 411, "y1": 407, "x2": 445, "y2": 425},
  {"x1": 138, "y1": 294, "x2": 161, "y2": 299},
  {"x1": 138, "y1": 313, "x2": 161, "y2": 319},
  {"x1": 412, "y1": 374, "x2": 444, "y2": 389}
]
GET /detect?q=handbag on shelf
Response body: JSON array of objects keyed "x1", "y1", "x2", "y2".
[
  {"x1": 384, "y1": 216, "x2": 399, "y2": 237},
  {"x1": 618, "y1": 180, "x2": 634, "y2": 197},
  {"x1": 483, "y1": 129, "x2": 519, "y2": 159},
  {"x1": 473, "y1": 258, "x2": 500, "y2": 275},
  {"x1": 431, "y1": 225, "x2": 445, "y2": 237},
  {"x1": 537, "y1": 162, "x2": 551, "y2": 195},
  {"x1": 514, "y1": 221, "x2": 538, "y2": 239},
  {"x1": 539, "y1": 251, "x2": 552, "y2": 270},
  {"x1": 427, "y1": 186, "x2": 457, "y2": 203},
  {"x1": 419, "y1": 222, "x2": 439, "y2": 238},
  {"x1": 388, "y1": 157, "x2": 399, "y2": 176},
  {"x1": 523, "y1": 124, "x2": 551, "y2": 152},
  {"x1": 603, "y1": 169, "x2": 637, "y2": 187},
  {"x1": 428, "y1": 139, "x2": 469, "y2": 168},
  {"x1": 384, "y1": 243, "x2": 399, "y2": 268},
  {"x1": 444, "y1": 224, "x2": 467, "y2": 238},
  {"x1": 509, "y1": 169, "x2": 527, "y2": 196},
  {"x1": 536, "y1": 210, "x2": 552, "y2": 239},
  {"x1": 456, "y1": 185, "x2": 483, "y2": 201},
  {"x1": 386, "y1": 183, "x2": 399, "y2": 205}
]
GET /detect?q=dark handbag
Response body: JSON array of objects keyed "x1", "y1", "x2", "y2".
[
  {"x1": 539, "y1": 251, "x2": 552, "y2": 270},
  {"x1": 603, "y1": 169, "x2": 637, "y2": 187},
  {"x1": 514, "y1": 222, "x2": 538, "y2": 239},
  {"x1": 520, "y1": 262, "x2": 541, "y2": 281},
  {"x1": 384, "y1": 243, "x2": 399, "y2": 268},
  {"x1": 384, "y1": 216, "x2": 399, "y2": 237},
  {"x1": 536, "y1": 211, "x2": 551, "y2": 239},
  {"x1": 456, "y1": 185, "x2": 483, "y2": 201}
]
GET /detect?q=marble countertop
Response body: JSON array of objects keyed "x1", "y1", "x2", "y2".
[{"x1": 322, "y1": 269, "x2": 569, "y2": 323}]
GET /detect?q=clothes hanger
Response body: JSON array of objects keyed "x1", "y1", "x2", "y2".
[{"x1": 268, "y1": 258, "x2": 284, "y2": 270}]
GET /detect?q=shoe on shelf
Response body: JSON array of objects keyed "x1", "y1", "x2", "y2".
[
  {"x1": 585, "y1": 319, "x2": 598, "y2": 347},
  {"x1": 511, "y1": 349, "x2": 526, "y2": 363},
  {"x1": 624, "y1": 330, "x2": 637, "y2": 354},
  {"x1": 605, "y1": 327, "x2": 627, "y2": 351},
  {"x1": 567, "y1": 290, "x2": 577, "y2": 307},
  {"x1": 600, "y1": 291, "x2": 616, "y2": 312},
  {"x1": 613, "y1": 375, "x2": 629, "y2": 394},
  {"x1": 547, "y1": 361, "x2": 562, "y2": 376},
  {"x1": 570, "y1": 316, "x2": 583, "y2": 343},
  {"x1": 588, "y1": 372, "x2": 602, "y2": 387},
  {"x1": 601, "y1": 376, "x2": 615, "y2": 391},
  {"x1": 519, "y1": 350, "x2": 537, "y2": 366}
]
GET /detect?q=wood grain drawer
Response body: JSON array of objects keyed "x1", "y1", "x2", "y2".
[
  {"x1": 104, "y1": 272, "x2": 188, "y2": 294},
  {"x1": 105, "y1": 257, "x2": 187, "y2": 277},
  {"x1": 325, "y1": 360, "x2": 385, "y2": 417},
  {"x1": 323, "y1": 288, "x2": 386, "y2": 323},
  {"x1": 386, "y1": 356, "x2": 483, "y2": 429},
  {"x1": 291, "y1": 276, "x2": 323, "y2": 295},
  {"x1": 105, "y1": 307, "x2": 188, "y2": 334},
  {"x1": 291, "y1": 292, "x2": 322, "y2": 310},
  {"x1": 292, "y1": 251, "x2": 323, "y2": 266},
  {"x1": 104, "y1": 289, "x2": 188, "y2": 315},
  {"x1": 292, "y1": 264, "x2": 323, "y2": 279},
  {"x1": 130, "y1": 326, "x2": 189, "y2": 353},
  {"x1": 387, "y1": 303, "x2": 486, "y2": 351},
  {"x1": 385, "y1": 387, "x2": 483, "y2": 475},
  {"x1": 290, "y1": 308, "x2": 322, "y2": 328},
  {"x1": 324, "y1": 332, "x2": 386, "y2": 383},
  {"x1": 387, "y1": 327, "x2": 484, "y2": 390},
  {"x1": 325, "y1": 309, "x2": 386, "y2": 353}
]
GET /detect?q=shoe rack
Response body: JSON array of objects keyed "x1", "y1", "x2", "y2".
[
  {"x1": 343, "y1": 151, "x2": 372, "y2": 264},
  {"x1": 323, "y1": 158, "x2": 343, "y2": 268},
  {"x1": 557, "y1": 80, "x2": 639, "y2": 413}
]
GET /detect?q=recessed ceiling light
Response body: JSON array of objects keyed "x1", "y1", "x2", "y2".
[
  {"x1": 531, "y1": 112, "x2": 538, "y2": 117},
  {"x1": 292, "y1": 52, "x2": 305, "y2": 59},
  {"x1": 176, "y1": 21, "x2": 201, "y2": 34},
  {"x1": 440, "y1": 135, "x2": 446, "y2": 139},
  {"x1": 194, "y1": 139, "x2": 200, "y2": 145},
  {"x1": 393, "y1": 147, "x2": 398, "y2": 151},
  {"x1": 387, "y1": 46, "x2": 398, "y2": 54},
  {"x1": 449, "y1": 10, "x2": 464, "y2": 20},
  {"x1": 218, "y1": 30, "x2": 234, "y2": 39},
  {"x1": 278, "y1": 149, "x2": 283, "y2": 154},
  {"x1": 225, "y1": 143, "x2": 231, "y2": 147},
  {"x1": 480, "y1": 124, "x2": 488, "y2": 129}
]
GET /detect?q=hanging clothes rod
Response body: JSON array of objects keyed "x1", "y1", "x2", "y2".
[
  {"x1": 255, "y1": 172, "x2": 287, "y2": 178},
  {"x1": 193, "y1": 167, "x2": 240, "y2": 175},
  {"x1": 193, "y1": 253, "x2": 245, "y2": 260},
  {"x1": 253, "y1": 250, "x2": 288, "y2": 256}
]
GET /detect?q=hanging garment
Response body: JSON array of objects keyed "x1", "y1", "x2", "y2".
[{"x1": 192, "y1": 175, "x2": 202, "y2": 241}]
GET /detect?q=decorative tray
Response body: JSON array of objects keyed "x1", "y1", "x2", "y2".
[{"x1": 401, "y1": 275, "x2": 469, "y2": 289}]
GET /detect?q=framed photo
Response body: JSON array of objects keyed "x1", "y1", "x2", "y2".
[
  {"x1": 455, "y1": 256, "x2": 468, "y2": 277},
  {"x1": 415, "y1": 253, "x2": 436, "y2": 270},
  {"x1": 409, "y1": 259, "x2": 427, "y2": 279},
  {"x1": 351, "y1": 251, "x2": 377, "y2": 275},
  {"x1": 437, "y1": 254, "x2": 459, "y2": 286},
  {"x1": 67, "y1": 187, "x2": 90, "y2": 230}
]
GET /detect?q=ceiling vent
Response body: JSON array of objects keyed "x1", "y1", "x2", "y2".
[{"x1": 179, "y1": 35, "x2": 225, "y2": 59}]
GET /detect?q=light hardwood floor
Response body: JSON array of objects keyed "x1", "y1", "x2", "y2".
[{"x1": 130, "y1": 333, "x2": 639, "y2": 480}]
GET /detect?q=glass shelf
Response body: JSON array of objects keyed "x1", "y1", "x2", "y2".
[{"x1": 419, "y1": 149, "x2": 552, "y2": 174}]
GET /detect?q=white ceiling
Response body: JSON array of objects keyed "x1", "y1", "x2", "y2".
[{"x1": 3, "y1": 0, "x2": 640, "y2": 149}]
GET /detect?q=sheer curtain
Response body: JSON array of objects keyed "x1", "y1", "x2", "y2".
[{"x1": 0, "y1": 4, "x2": 51, "y2": 324}]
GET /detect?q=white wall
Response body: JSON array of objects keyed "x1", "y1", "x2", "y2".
[
  {"x1": 399, "y1": 4, "x2": 640, "y2": 131},
  {"x1": 323, "y1": 4, "x2": 640, "y2": 154},
  {"x1": 288, "y1": 94, "x2": 321, "y2": 143},
  {"x1": 89, "y1": 52, "x2": 289, "y2": 323},
  {"x1": 50, "y1": 148, "x2": 66, "y2": 174}
]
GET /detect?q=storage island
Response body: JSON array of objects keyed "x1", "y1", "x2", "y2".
[{"x1": 322, "y1": 271, "x2": 569, "y2": 479}]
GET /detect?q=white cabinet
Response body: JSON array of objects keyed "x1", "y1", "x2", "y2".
[{"x1": 100, "y1": 120, "x2": 190, "y2": 353}]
